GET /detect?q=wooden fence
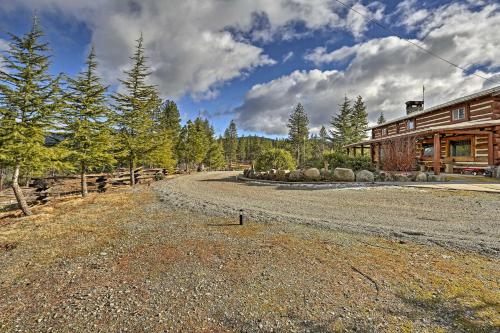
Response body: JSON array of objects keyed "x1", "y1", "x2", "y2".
[{"x1": 0, "y1": 168, "x2": 167, "y2": 209}]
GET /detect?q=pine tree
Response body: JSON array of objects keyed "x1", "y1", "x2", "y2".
[
  {"x1": 287, "y1": 103, "x2": 309, "y2": 167},
  {"x1": 0, "y1": 17, "x2": 59, "y2": 215},
  {"x1": 330, "y1": 96, "x2": 353, "y2": 151},
  {"x1": 112, "y1": 34, "x2": 161, "y2": 185},
  {"x1": 377, "y1": 112, "x2": 386, "y2": 124},
  {"x1": 223, "y1": 120, "x2": 238, "y2": 168},
  {"x1": 63, "y1": 47, "x2": 114, "y2": 197},
  {"x1": 186, "y1": 119, "x2": 209, "y2": 170},
  {"x1": 207, "y1": 141, "x2": 226, "y2": 170},
  {"x1": 351, "y1": 95, "x2": 368, "y2": 143},
  {"x1": 156, "y1": 100, "x2": 181, "y2": 139},
  {"x1": 319, "y1": 125, "x2": 328, "y2": 155}
]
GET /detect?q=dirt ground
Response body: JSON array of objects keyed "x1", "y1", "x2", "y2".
[
  {"x1": 0, "y1": 176, "x2": 499, "y2": 332},
  {"x1": 157, "y1": 172, "x2": 500, "y2": 255}
]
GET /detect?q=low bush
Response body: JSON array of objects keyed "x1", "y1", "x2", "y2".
[
  {"x1": 254, "y1": 148, "x2": 296, "y2": 172},
  {"x1": 323, "y1": 152, "x2": 374, "y2": 171}
]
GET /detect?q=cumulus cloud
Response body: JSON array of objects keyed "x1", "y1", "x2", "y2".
[
  {"x1": 235, "y1": 2, "x2": 500, "y2": 135},
  {"x1": 5, "y1": 0, "x2": 379, "y2": 100}
]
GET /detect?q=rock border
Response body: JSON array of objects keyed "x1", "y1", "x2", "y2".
[{"x1": 243, "y1": 168, "x2": 448, "y2": 184}]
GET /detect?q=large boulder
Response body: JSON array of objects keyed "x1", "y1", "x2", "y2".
[
  {"x1": 333, "y1": 168, "x2": 355, "y2": 182},
  {"x1": 303, "y1": 168, "x2": 321, "y2": 181},
  {"x1": 394, "y1": 174, "x2": 410, "y2": 182},
  {"x1": 378, "y1": 171, "x2": 394, "y2": 182},
  {"x1": 247, "y1": 169, "x2": 256, "y2": 179},
  {"x1": 414, "y1": 172, "x2": 428, "y2": 182},
  {"x1": 356, "y1": 170, "x2": 374, "y2": 182},
  {"x1": 288, "y1": 170, "x2": 303, "y2": 182}
]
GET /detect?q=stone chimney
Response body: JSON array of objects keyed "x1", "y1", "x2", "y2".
[{"x1": 405, "y1": 101, "x2": 424, "y2": 115}]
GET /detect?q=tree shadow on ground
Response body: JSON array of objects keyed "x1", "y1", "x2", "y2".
[
  {"x1": 200, "y1": 176, "x2": 239, "y2": 183},
  {"x1": 396, "y1": 292, "x2": 499, "y2": 332}
]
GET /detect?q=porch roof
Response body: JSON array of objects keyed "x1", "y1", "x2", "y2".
[{"x1": 345, "y1": 119, "x2": 500, "y2": 148}]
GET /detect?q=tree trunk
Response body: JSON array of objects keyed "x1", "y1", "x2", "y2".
[
  {"x1": 129, "y1": 157, "x2": 135, "y2": 186},
  {"x1": 12, "y1": 163, "x2": 32, "y2": 216},
  {"x1": 0, "y1": 167, "x2": 4, "y2": 192},
  {"x1": 81, "y1": 161, "x2": 88, "y2": 197}
]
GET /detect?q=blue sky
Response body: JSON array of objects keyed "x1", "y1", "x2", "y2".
[{"x1": 1, "y1": 0, "x2": 499, "y2": 137}]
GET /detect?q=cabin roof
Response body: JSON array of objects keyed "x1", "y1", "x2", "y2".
[{"x1": 369, "y1": 85, "x2": 500, "y2": 130}]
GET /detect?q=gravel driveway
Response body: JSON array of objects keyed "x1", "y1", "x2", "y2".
[{"x1": 156, "y1": 171, "x2": 500, "y2": 255}]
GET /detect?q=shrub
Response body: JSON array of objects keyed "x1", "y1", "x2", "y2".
[
  {"x1": 254, "y1": 149, "x2": 296, "y2": 172},
  {"x1": 323, "y1": 151, "x2": 374, "y2": 171},
  {"x1": 381, "y1": 136, "x2": 417, "y2": 171}
]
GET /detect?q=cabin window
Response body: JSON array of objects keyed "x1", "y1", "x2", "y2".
[
  {"x1": 407, "y1": 119, "x2": 415, "y2": 130},
  {"x1": 449, "y1": 139, "x2": 471, "y2": 157},
  {"x1": 381, "y1": 128, "x2": 388, "y2": 136},
  {"x1": 422, "y1": 144, "x2": 434, "y2": 157},
  {"x1": 452, "y1": 108, "x2": 465, "y2": 121}
]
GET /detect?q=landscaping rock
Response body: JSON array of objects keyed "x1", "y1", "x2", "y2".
[
  {"x1": 355, "y1": 170, "x2": 374, "y2": 182},
  {"x1": 288, "y1": 170, "x2": 303, "y2": 182},
  {"x1": 378, "y1": 171, "x2": 391, "y2": 182},
  {"x1": 303, "y1": 168, "x2": 321, "y2": 181},
  {"x1": 415, "y1": 172, "x2": 428, "y2": 182},
  {"x1": 394, "y1": 174, "x2": 409, "y2": 182},
  {"x1": 333, "y1": 168, "x2": 355, "y2": 182}
]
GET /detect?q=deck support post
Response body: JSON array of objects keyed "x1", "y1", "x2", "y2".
[
  {"x1": 361, "y1": 145, "x2": 365, "y2": 156},
  {"x1": 433, "y1": 133, "x2": 441, "y2": 175},
  {"x1": 488, "y1": 132, "x2": 494, "y2": 166},
  {"x1": 377, "y1": 143, "x2": 382, "y2": 170}
]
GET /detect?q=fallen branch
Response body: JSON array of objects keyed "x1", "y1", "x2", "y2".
[{"x1": 351, "y1": 265, "x2": 379, "y2": 294}]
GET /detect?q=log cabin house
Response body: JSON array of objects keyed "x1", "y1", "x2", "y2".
[{"x1": 345, "y1": 86, "x2": 500, "y2": 175}]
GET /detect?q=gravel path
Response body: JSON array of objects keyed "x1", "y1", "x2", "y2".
[{"x1": 156, "y1": 171, "x2": 500, "y2": 255}]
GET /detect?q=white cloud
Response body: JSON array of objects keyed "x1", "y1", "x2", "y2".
[
  {"x1": 5, "y1": 0, "x2": 379, "y2": 100},
  {"x1": 236, "y1": 3, "x2": 500, "y2": 135},
  {"x1": 345, "y1": 2, "x2": 384, "y2": 39},
  {"x1": 282, "y1": 51, "x2": 294, "y2": 62},
  {"x1": 0, "y1": 39, "x2": 8, "y2": 51}
]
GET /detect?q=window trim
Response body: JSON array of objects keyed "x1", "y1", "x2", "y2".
[
  {"x1": 381, "y1": 127, "x2": 388, "y2": 136},
  {"x1": 452, "y1": 107, "x2": 466, "y2": 121},
  {"x1": 421, "y1": 143, "x2": 434, "y2": 159},
  {"x1": 444, "y1": 135, "x2": 475, "y2": 161},
  {"x1": 407, "y1": 118, "x2": 415, "y2": 131}
]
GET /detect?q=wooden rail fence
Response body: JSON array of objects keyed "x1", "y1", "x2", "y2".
[{"x1": 0, "y1": 168, "x2": 168, "y2": 209}]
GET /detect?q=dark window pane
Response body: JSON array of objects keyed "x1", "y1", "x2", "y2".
[
  {"x1": 423, "y1": 145, "x2": 434, "y2": 157},
  {"x1": 450, "y1": 140, "x2": 471, "y2": 157}
]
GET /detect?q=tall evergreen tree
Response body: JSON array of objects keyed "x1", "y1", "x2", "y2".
[
  {"x1": 287, "y1": 103, "x2": 309, "y2": 167},
  {"x1": 186, "y1": 119, "x2": 209, "y2": 170},
  {"x1": 223, "y1": 120, "x2": 238, "y2": 168},
  {"x1": 351, "y1": 95, "x2": 368, "y2": 143},
  {"x1": 0, "y1": 17, "x2": 59, "y2": 215},
  {"x1": 63, "y1": 47, "x2": 114, "y2": 197},
  {"x1": 156, "y1": 100, "x2": 181, "y2": 139},
  {"x1": 112, "y1": 34, "x2": 161, "y2": 185},
  {"x1": 377, "y1": 112, "x2": 386, "y2": 124},
  {"x1": 330, "y1": 96, "x2": 353, "y2": 151},
  {"x1": 319, "y1": 125, "x2": 328, "y2": 155},
  {"x1": 207, "y1": 141, "x2": 226, "y2": 170}
]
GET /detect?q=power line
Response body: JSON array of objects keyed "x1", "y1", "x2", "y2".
[{"x1": 333, "y1": 0, "x2": 500, "y2": 85}]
